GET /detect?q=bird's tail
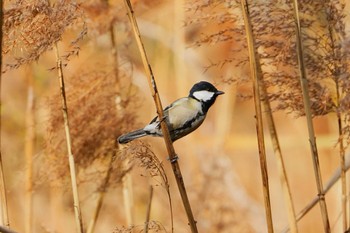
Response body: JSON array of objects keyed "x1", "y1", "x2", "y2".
[{"x1": 118, "y1": 129, "x2": 147, "y2": 144}]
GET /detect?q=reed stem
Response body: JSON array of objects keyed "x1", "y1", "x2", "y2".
[
  {"x1": 241, "y1": 1, "x2": 274, "y2": 232},
  {"x1": 122, "y1": 1, "x2": 198, "y2": 232},
  {"x1": 0, "y1": 0, "x2": 9, "y2": 228},
  {"x1": 54, "y1": 44, "x2": 84, "y2": 233},
  {"x1": 143, "y1": 186, "x2": 153, "y2": 233},
  {"x1": 24, "y1": 68, "x2": 35, "y2": 233},
  {"x1": 291, "y1": 1, "x2": 330, "y2": 232}
]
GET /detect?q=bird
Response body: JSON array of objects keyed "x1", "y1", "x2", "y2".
[{"x1": 117, "y1": 81, "x2": 224, "y2": 144}]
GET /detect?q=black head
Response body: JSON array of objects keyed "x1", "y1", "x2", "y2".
[{"x1": 189, "y1": 81, "x2": 224, "y2": 112}]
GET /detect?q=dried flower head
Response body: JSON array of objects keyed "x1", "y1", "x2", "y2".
[
  {"x1": 3, "y1": 0, "x2": 86, "y2": 71},
  {"x1": 44, "y1": 69, "x2": 138, "y2": 186},
  {"x1": 113, "y1": 220, "x2": 166, "y2": 233}
]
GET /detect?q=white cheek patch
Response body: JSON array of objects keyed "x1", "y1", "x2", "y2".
[{"x1": 193, "y1": 90, "x2": 215, "y2": 102}]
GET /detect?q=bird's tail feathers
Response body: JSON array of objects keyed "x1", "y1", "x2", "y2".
[{"x1": 118, "y1": 129, "x2": 147, "y2": 144}]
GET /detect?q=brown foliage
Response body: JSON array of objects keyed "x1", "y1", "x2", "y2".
[{"x1": 44, "y1": 69, "x2": 137, "y2": 186}]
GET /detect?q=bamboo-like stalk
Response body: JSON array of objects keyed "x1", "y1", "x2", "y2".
[
  {"x1": 24, "y1": 68, "x2": 35, "y2": 233},
  {"x1": 122, "y1": 1, "x2": 198, "y2": 232},
  {"x1": 240, "y1": 1, "x2": 274, "y2": 232},
  {"x1": 0, "y1": 0, "x2": 9, "y2": 229},
  {"x1": 54, "y1": 44, "x2": 84, "y2": 233},
  {"x1": 326, "y1": 5, "x2": 347, "y2": 230},
  {"x1": 143, "y1": 186, "x2": 153, "y2": 233},
  {"x1": 240, "y1": 1, "x2": 298, "y2": 231},
  {"x1": 259, "y1": 66, "x2": 298, "y2": 232},
  {"x1": 291, "y1": 1, "x2": 330, "y2": 232},
  {"x1": 282, "y1": 152, "x2": 350, "y2": 233}
]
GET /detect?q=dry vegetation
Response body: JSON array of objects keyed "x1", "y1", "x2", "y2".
[{"x1": 1, "y1": 0, "x2": 350, "y2": 233}]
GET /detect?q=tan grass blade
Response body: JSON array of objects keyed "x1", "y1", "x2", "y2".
[
  {"x1": 327, "y1": 12, "x2": 348, "y2": 230},
  {"x1": 291, "y1": 1, "x2": 330, "y2": 231},
  {"x1": 241, "y1": 1, "x2": 274, "y2": 232},
  {"x1": 144, "y1": 186, "x2": 154, "y2": 233},
  {"x1": 54, "y1": 44, "x2": 84, "y2": 233},
  {"x1": 24, "y1": 68, "x2": 35, "y2": 233},
  {"x1": 0, "y1": 0, "x2": 10, "y2": 228},
  {"x1": 122, "y1": 1, "x2": 198, "y2": 232}
]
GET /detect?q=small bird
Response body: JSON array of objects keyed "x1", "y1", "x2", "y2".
[{"x1": 118, "y1": 81, "x2": 224, "y2": 144}]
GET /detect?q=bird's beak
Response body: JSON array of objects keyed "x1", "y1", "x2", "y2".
[{"x1": 216, "y1": 91, "x2": 225, "y2": 95}]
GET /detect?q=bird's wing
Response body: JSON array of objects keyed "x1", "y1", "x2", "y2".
[
  {"x1": 164, "y1": 97, "x2": 203, "y2": 130},
  {"x1": 144, "y1": 97, "x2": 204, "y2": 139}
]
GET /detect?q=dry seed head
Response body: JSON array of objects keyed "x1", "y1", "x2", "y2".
[{"x1": 44, "y1": 69, "x2": 137, "y2": 186}]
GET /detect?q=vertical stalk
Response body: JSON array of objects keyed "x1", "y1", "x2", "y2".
[
  {"x1": 291, "y1": 0, "x2": 330, "y2": 232},
  {"x1": 54, "y1": 44, "x2": 84, "y2": 233},
  {"x1": 24, "y1": 68, "x2": 35, "y2": 233},
  {"x1": 0, "y1": 0, "x2": 10, "y2": 228},
  {"x1": 143, "y1": 186, "x2": 153, "y2": 233},
  {"x1": 87, "y1": 152, "x2": 115, "y2": 233},
  {"x1": 122, "y1": 1, "x2": 198, "y2": 232},
  {"x1": 122, "y1": 173, "x2": 134, "y2": 226},
  {"x1": 325, "y1": 2, "x2": 347, "y2": 229},
  {"x1": 241, "y1": 1, "x2": 274, "y2": 232}
]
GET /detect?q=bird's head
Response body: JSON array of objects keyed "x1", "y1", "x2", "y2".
[{"x1": 189, "y1": 81, "x2": 224, "y2": 112}]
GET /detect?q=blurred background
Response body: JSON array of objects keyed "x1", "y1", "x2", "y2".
[{"x1": 2, "y1": 0, "x2": 350, "y2": 232}]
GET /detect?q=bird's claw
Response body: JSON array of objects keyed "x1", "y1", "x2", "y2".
[{"x1": 167, "y1": 154, "x2": 179, "y2": 164}]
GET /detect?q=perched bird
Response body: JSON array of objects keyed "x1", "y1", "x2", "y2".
[{"x1": 118, "y1": 81, "x2": 224, "y2": 144}]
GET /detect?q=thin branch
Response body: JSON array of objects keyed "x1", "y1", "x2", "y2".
[
  {"x1": 122, "y1": 1, "x2": 198, "y2": 232},
  {"x1": 54, "y1": 44, "x2": 84, "y2": 233},
  {"x1": 0, "y1": 0, "x2": 10, "y2": 228},
  {"x1": 291, "y1": 0, "x2": 330, "y2": 232},
  {"x1": 241, "y1": 1, "x2": 274, "y2": 232}
]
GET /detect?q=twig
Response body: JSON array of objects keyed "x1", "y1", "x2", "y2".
[
  {"x1": 291, "y1": 0, "x2": 330, "y2": 232},
  {"x1": 144, "y1": 186, "x2": 153, "y2": 233},
  {"x1": 241, "y1": 1, "x2": 274, "y2": 232},
  {"x1": 0, "y1": 0, "x2": 10, "y2": 228},
  {"x1": 54, "y1": 44, "x2": 84, "y2": 233},
  {"x1": 122, "y1": 1, "x2": 198, "y2": 232}
]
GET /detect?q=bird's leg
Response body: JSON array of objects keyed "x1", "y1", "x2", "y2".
[{"x1": 167, "y1": 154, "x2": 179, "y2": 164}]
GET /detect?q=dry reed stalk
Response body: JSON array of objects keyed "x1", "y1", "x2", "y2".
[
  {"x1": 0, "y1": 0, "x2": 9, "y2": 228},
  {"x1": 291, "y1": 1, "x2": 330, "y2": 232},
  {"x1": 282, "y1": 152, "x2": 350, "y2": 233},
  {"x1": 0, "y1": 225, "x2": 18, "y2": 233},
  {"x1": 241, "y1": 1, "x2": 273, "y2": 232},
  {"x1": 87, "y1": 152, "x2": 115, "y2": 233},
  {"x1": 87, "y1": 2, "x2": 122, "y2": 231},
  {"x1": 326, "y1": 8, "x2": 347, "y2": 229},
  {"x1": 24, "y1": 68, "x2": 35, "y2": 233},
  {"x1": 144, "y1": 186, "x2": 153, "y2": 233},
  {"x1": 122, "y1": 172, "x2": 134, "y2": 226},
  {"x1": 122, "y1": 1, "x2": 198, "y2": 232},
  {"x1": 54, "y1": 44, "x2": 84, "y2": 233},
  {"x1": 240, "y1": 1, "x2": 298, "y2": 231}
]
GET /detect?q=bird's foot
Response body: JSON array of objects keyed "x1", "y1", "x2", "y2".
[{"x1": 167, "y1": 154, "x2": 179, "y2": 164}]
